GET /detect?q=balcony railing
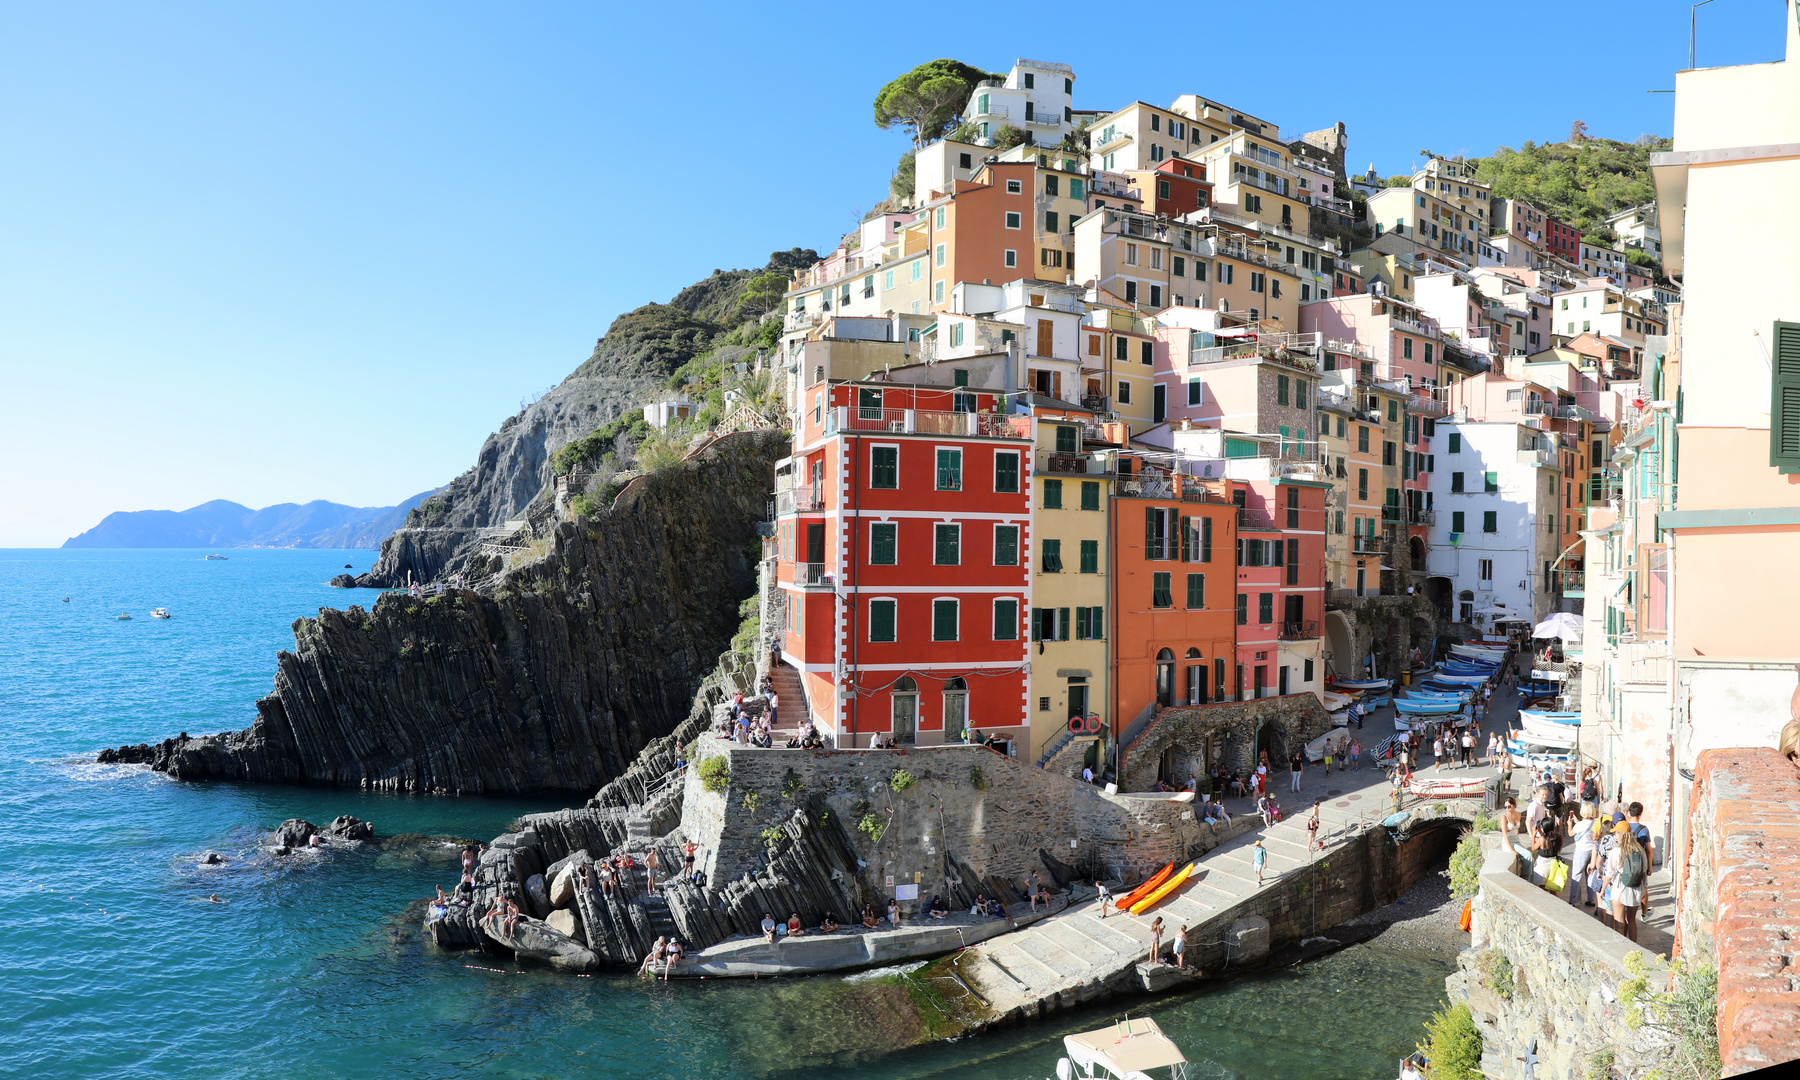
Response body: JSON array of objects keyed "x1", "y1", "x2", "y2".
[
  {"x1": 1182, "y1": 486, "x2": 1229, "y2": 504},
  {"x1": 1588, "y1": 476, "x2": 1621, "y2": 502},
  {"x1": 1280, "y1": 620, "x2": 1321, "y2": 640},
  {"x1": 1557, "y1": 569, "x2": 1585, "y2": 593},
  {"x1": 825, "y1": 406, "x2": 1030, "y2": 440},
  {"x1": 1408, "y1": 508, "x2": 1436, "y2": 526},
  {"x1": 973, "y1": 102, "x2": 1010, "y2": 119},
  {"x1": 1081, "y1": 394, "x2": 1110, "y2": 412},
  {"x1": 1351, "y1": 535, "x2": 1385, "y2": 554},
  {"x1": 1117, "y1": 477, "x2": 1176, "y2": 499},
  {"x1": 1023, "y1": 110, "x2": 1062, "y2": 128},
  {"x1": 774, "y1": 486, "x2": 825, "y2": 515},
  {"x1": 794, "y1": 562, "x2": 829, "y2": 586},
  {"x1": 1408, "y1": 395, "x2": 1449, "y2": 418},
  {"x1": 1238, "y1": 508, "x2": 1280, "y2": 530},
  {"x1": 1381, "y1": 505, "x2": 1405, "y2": 523},
  {"x1": 1044, "y1": 453, "x2": 1091, "y2": 474},
  {"x1": 1516, "y1": 446, "x2": 1557, "y2": 468}
]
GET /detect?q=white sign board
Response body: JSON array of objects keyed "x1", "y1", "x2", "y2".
[{"x1": 895, "y1": 884, "x2": 919, "y2": 901}]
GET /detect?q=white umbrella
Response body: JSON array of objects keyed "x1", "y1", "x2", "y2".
[{"x1": 1532, "y1": 612, "x2": 1583, "y2": 640}]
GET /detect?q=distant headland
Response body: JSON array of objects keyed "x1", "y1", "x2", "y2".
[{"x1": 62, "y1": 492, "x2": 437, "y2": 550}]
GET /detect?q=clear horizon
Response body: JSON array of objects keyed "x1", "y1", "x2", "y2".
[{"x1": 2, "y1": 0, "x2": 1783, "y2": 546}]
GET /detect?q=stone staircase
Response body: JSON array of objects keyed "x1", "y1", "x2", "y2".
[
  {"x1": 640, "y1": 892, "x2": 678, "y2": 939},
  {"x1": 768, "y1": 661, "x2": 806, "y2": 731},
  {"x1": 957, "y1": 799, "x2": 1360, "y2": 1018}
]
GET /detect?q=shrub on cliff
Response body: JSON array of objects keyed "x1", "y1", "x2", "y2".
[
  {"x1": 1418, "y1": 1002, "x2": 1482, "y2": 1080},
  {"x1": 1619, "y1": 952, "x2": 1719, "y2": 1079},
  {"x1": 1447, "y1": 816, "x2": 1496, "y2": 900},
  {"x1": 698, "y1": 756, "x2": 730, "y2": 794}
]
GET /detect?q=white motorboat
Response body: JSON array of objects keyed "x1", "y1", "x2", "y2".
[
  {"x1": 150, "y1": 608, "x2": 171, "y2": 619},
  {"x1": 205, "y1": 554, "x2": 229, "y2": 560},
  {"x1": 1513, "y1": 723, "x2": 1577, "y2": 749},
  {"x1": 1059, "y1": 1018, "x2": 1190, "y2": 1080},
  {"x1": 1332, "y1": 677, "x2": 1391, "y2": 691},
  {"x1": 1450, "y1": 643, "x2": 1507, "y2": 660},
  {"x1": 1306, "y1": 726, "x2": 1354, "y2": 762}
]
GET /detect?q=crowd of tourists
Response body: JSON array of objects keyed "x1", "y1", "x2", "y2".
[{"x1": 1500, "y1": 767, "x2": 1654, "y2": 942}]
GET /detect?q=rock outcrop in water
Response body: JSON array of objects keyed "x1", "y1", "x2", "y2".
[{"x1": 100, "y1": 431, "x2": 785, "y2": 796}]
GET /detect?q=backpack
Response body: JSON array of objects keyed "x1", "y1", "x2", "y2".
[
  {"x1": 1582, "y1": 778, "x2": 1599, "y2": 802},
  {"x1": 1619, "y1": 849, "x2": 1647, "y2": 889}
]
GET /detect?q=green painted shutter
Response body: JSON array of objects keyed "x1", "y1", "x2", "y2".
[
  {"x1": 995, "y1": 526, "x2": 1017, "y2": 566},
  {"x1": 1277, "y1": 375, "x2": 1289, "y2": 405},
  {"x1": 1058, "y1": 608, "x2": 1070, "y2": 641},
  {"x1": 996, "y1": 453, "x2": 1019, "y2": 493},
  {"x1": 1081, "y1": 480, "x2": 1100, "y2": 510},
  {"x1": 871, "y1": 523, "x2": 896, "y2": 565},
  {"x1": 1452, "y1": 511, "x2": 1465, "y2": 533},
  {"x1": 1030, "y1": 607, "x2": 1042, "y2": 641},
  {"x1": 993, "y1": 599, "x2": 1017, "y2": 641},
  {"x1": 870, "y1": 600, "x2": 895, "y2": 642},
  {"x1": 1079, "y1": 539, "x2": 1098, "y2": 573},
  {"x1": 1483, "y1": 510, "x2": 1497, "y2": 532},
  {"x1": 1145, "y1": 505, "x2": 1156, "y2": 553},
  {"x1": 1179, "y1": 514, "x2": 1192, "y2": 562},
  {"x1": 1187, "y1": 572, "x2": 1204, "y2": 609},
  {"x1": 933, "y1": 600, "x2": 958, "y2": 641},
  {"x1": 1056, "y1": 424, "x2": 1078, "y2": 453},
  {"x1": 1090, "y1": 606, "x2": 1104, "y2": 639},
  {"x1": 1044, "y1": 478, "x2": 1062, "y2": 508},
  {"x1": 1773, "y1": 322, "x2": 1800, "y2": 471}
]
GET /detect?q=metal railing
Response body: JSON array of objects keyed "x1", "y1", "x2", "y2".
[
  {"x1": 973, "y1": 102, "x2": 1010, "y2": 119},
  {"x1": 1238, "y1": 507, "x2": 1280, "y2": 530},
  {"x1": 794, "y1": 562, "x2": 829, "y2": 586},
  {"x1": 1381, "y1": 505, "x2": 1405, "y2": 523},
  {"x1": 1117, "y1": 477, "x2": 1176, "y2": 499},
  {"x1": 774, "y1": 486, "x2": 824, "y2": 515},
  {"x1": 1044, "y1": 453, "x2": 1090, "y2": 474},
  {"x1": 825, "y1": 406, "x2": 1030, "y2": 440},
  {"x1": 1280, "y1": 620, "x2": 1321, "y2": 640},
  {"x1": 1557, "y1": 569, "x2": 1585, "y2": 592},
  {"x1": 1408, "y1": 509, "x2": 1436, "y2": 526},
  {"x1": 1516, "y1": 446, "x2": 1557, "y2": 468},
  {"x1": 1352, "y1": 535, "x2": 1385, "y2": 554}
]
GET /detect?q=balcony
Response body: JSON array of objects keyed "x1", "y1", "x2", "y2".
[
  {"x1": 1351, "y1": 535, "x2": 1385, "y2": 554},
  {"x1": 775, "y1": 485, "x2": 825, "y2": 515},
  {"x1": 1044, "y1": 453, "x2": 1091, "y2": 474},
  {"x1": 1280, "y1": 620, "x2": 1321, "y2": 641},
  {"x1": 1238, "y1": 507, "x2": 1280, "y2": 530},
  {"x1": 794, "y1": 562, "x2": 830, "y2": 587},
  {"x1": 1023, "y1": 109, "x2": 1062, "y2": 128},
  {"x1": 1408, "y1": 508, "x2": 1436, "y2": 527},
  {"x1": 1557, "y1": 569, "x2": 1585, "y2": 595},
  {"x1": 825, "y1": 406, "x2": 1030, "y2": 440},
  {"x1": 1588, "y1": 476, "x2": 1621, "y2": 502},
  {"x1": 973, "y1": 102, "x2": 1010, "y2": 119},
  {"x1": 1182, "y1": 486, "x2": 1229, "y2": 504},
  {"x1": 1081, "y1": 394, "x2": 1110, "y2": 412},
  {"x1": 1516, "y1": 446, "x2": 1557, "y2": 468},
  {"x1": 1117, "y1": 477, "x2": 1176, "y2": 499},
  {"x1": 1407, "y1": 395, "x2": 1449, "y2": 418},
  {"x1": 1381, "y1": 505, "x2": 1404, "y2": 523}
]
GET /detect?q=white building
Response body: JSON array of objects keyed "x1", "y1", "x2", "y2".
[
  {"x1": 1426, "y1": 419, "x2": 1560, "y2": 633},
  {"x1": 1604, "y1": 203, "x2": 1661, "y2": 257},
  {"x1": 643, "y1": 398, "x2": 694, "y2": 428},
  {"x1": 961, "y1": 59, "x2": 1075, "y2": 147}
]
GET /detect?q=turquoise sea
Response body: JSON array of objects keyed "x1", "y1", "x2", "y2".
[{"x1": 1, "y1": 548, "x2": 1452, "y2": 1079}]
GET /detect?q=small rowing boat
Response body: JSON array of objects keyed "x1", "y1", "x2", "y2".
[{"x1": 1407, "y1": 775, "x2": 1488, "y2": 799}]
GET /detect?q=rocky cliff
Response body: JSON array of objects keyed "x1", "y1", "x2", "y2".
[
  {"x1": 100, "y1": 430, "x2": 786, "y2": 796},
  {"x1": 354, "y1": 249, "x2": 815, "y2": 587}
]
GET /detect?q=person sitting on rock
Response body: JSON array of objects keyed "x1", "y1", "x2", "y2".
[
  {"x1": 786, "y1": 912, "x2": 805, "y2": 937},
  {"x1": 596, "y1": 860, "x2": 615, "y2": 898},
  {"x1": 861, "y1": 904, "x2": 880, "y2": 929},
  {"x1": 639, "y1": 936, "x2": 666, "y2": 976},
  {"x1": 1032, "y1": 882, "x2": 1052, "y2": 911},
  {"x1": 818, "y1": 913, "x2": 839, "y2": 934},
  {"x1": 928, "y1": 895, "x2": 947, "y2": 920},
  {"x1": 968, "y1": 894, "x2": 987, "y2": 917},
  {"x1": 761, "y1": 913, "x2": 778, "y2": 943},
  {"x1": 660, "y1": 937, "x2": 681, "y2": 982},
  {"x1": 886, "y1": 899, "x2": 901, "y2": 928}
]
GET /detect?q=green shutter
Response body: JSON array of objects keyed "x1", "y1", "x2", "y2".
[
  {"x1": 1187, "y1": 572, "x2": 1204, "y2": 609},
  {"x1": 1774, "y1": 322, "x2": 1800, "y2": 470},
  {"x1": 1044, "y1": 478, "x2": 1062, "y2": 508},
  {"x1": 933, "y1": 599, "x2": 958, "y2": 641},
  {"x1": 1452, "y1": 511, "x2": 1465, "y2": 533},
  {"x1": 994, "y1": 525, "x2": 1018, "y2": 566},
  {"x1": 1056, "y1": 424, "x2": 1078, "y2": 453},
  {"x1": 1043, "y1": 538, "x2": 1062, "y2": 572},
  {"x1": 871, "y1": 523, "x2": 897, "y2": 565},
  {"x1": 870, "y1": 600, "x2": 895, "y2": 642},
  {"x1": 953, "y1": 368, "x2": 969, "y2": 387},
  {"x1": 1090, "y1": 606, "x2": 1103, "y2": 639},
  {"x1": 1447, "y1": 433, "x2": 1460, "y2": 454},
  {"x1": 1145, "y1": 505, "x2": 1156, "y2": 551},
  {"x1": 1030, "y1": 607, "x2": 1042, "y2": 641},
  {"x1": 996, "y1": 453, "x2": 1019, "y2": 493},
  {"x1": 1259, "y1": 593, "x2": 1273, "y2": 623},
  {"x1": 993, "y1": 599, "x2": 1017, "y2": 641},
  {"x1": 1485, "y1": 471, "x2": 1499, "y2": 492},
  {"x1": 1058, "y1": 608, "x2": 1070, "y2": 641},
  {"x1": 935, "y1": 524, "x2": 959, "y2": 564},
  {"x1": 1236, "y1": 594, "x2": 1247, "y2": 624},
  {"x1": 1225, "y1": 437, "x2": 1257, "y2": 458},
  {"x1": 1080, "y1": 539, "x2": 1098, "y2": 574},
  {"x1": 1483, "y1": 510, "x2": 1497, "y2": 532},
  {"x1": 1277, "y1": 375, "x2": 1289, "y2": 405},
  {"x1": 1081, "y1": 480, "x2": 1100, "y2": 510},
  {"x1": 1201, "y1": 515, "x2": 1213, "y2": 562},
  {"x1": 1179, "y1": 514, "x2": 1192, "y2": 561},
  {"x1": 937, "y1": 448, "x2": 960, "y2": 489}
]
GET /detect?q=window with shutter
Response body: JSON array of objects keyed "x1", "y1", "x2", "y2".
[
  {"x1": 870, "y1": 600, "x2": 896, "y2": 642},
  {"x1": 1079, "y1": 539, "x2": 1098, "y2": 574},
  {"x1": 932, "y1": 600, "x2": 958, "y2": 641},
  {"x1": 870, "y1": 523, "x2": 897, "y2": 565},
  {"x1": 1484, "y1": 471, "x2": 1499, "y2": 493},
  {"x1": 1044, "y1": 478, "x2": 1063, "y2": 509},
  {"x1": 1187, "y1": 573, "x2": 1204, "y2": 609},
  {"x1": 1179, "y1": 514, "x2": 1192, "y2": 561},
  {"x1": 1287, "y1": 539, "x2": 1299, "y2": 585},
  {"x1": 1258, "y1": 593, "x2": 1273, "y2": 623},
  {"x1": 1080, "y1": 481, "x2": 1100, "y2": 511},
  {"x1": 871, "y1": 446, "x2": 898, "y2": 488},
  {"x1": 1773, "y1": 321, "x2": 1800, "y2": 471},
  {"x1": 995, "y1": 452, "x2": 1020, "y2": 493},
  {"x1": 1277, "y1": 375, "x2": 1289, "y2": 405},
  {"x1": 936, "y1": 448, "x2": 961, "y2": 490},
  {"x1": 1042, "y1": 539, "x2": 1063, "y2": 573},
  {"x1": 1055, "y1": 425, "x2": 1078, "y2": 453},
  {"x1": 994, "y1": 525, "x2": 1018, "y2": 566},
  {"x1": 1152, "y1": 572, "x2": 1172, "y2": 608},
  {"x1": 1201, "y1": 515, "x2": 1212, "y2": 562},
  {"x1": 1452, "y1": 511, "x2": 1465, "y2": 533},
  {"x1": 934, "y1": 524, "x2": 960, "y2": 565},
  {"x1": 993, "y1": 599, "x2": 1017, "y2": 641},
  {"x1": 1236, "y1": 593, "x2": 1247, "y2": 625},
  {"x1": 1482, "y1": 510, "x2": 1497, "y2": 533}
]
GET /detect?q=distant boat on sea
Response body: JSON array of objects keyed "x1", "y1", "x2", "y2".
[
  {"x1": 150, "y1": 608, "x2": 171, "y2": 619},
  {"x1": 205, "y1": 554, "x2": 229, "y2": 561},
  {"x1": 116, "y1": 612, "x2": 132, "y2": 621}
]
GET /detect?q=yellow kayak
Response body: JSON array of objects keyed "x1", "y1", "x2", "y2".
[{"x1": 1128, "y1": 861, "x2": 1193, "y2": 915}]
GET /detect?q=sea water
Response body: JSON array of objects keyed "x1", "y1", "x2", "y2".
[{"x1": 0, "y1": 549, "x2": 1452, "y2": 1079}]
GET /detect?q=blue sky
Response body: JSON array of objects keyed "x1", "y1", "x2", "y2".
[{"x1": 0, "y1": 1, "x2": 1786, "y2": 546}]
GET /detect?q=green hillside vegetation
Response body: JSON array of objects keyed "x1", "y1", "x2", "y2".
[{"x1": 1468, "y1": 136, "x2": 1670, "y2": 245}]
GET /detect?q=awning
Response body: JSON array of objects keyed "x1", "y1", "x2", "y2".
[{"x1": 1064, "y1": 1019, "x2": 1187, "y2": 1075}]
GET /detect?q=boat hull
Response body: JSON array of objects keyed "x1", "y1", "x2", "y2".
[{"x1": 1128, "y1": 862, "x2": 1194, "y2": 915}]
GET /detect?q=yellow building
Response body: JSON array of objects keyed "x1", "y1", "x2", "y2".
[
  {"x1": 1192, "y1": 133, "x2": 1309, "y2": 236},
  {"x1": 1026, "y1": 407, "x2": 1112, "y2": 761},
  {"x1": 1318, "y1": 365, "x2": 1409, "y2": 595}
]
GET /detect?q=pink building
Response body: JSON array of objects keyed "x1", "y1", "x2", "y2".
[{"x1": 1301, "y1": 293, "x2": 1445, "y2": 390}]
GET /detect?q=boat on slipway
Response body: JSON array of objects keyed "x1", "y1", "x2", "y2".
[
  {"x1": 1058, "y1": 1018, "x2": 1190, "y2": 1080},
  {"x1": 1330, "y1": 677, "x2": 1390, "y2": 691},
  {"x1": 1407, "y1": 774, "x2": 1489, "y2": 799}
]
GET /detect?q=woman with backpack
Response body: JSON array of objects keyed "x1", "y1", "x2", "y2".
[
  {"x1": 1529, "y1": 810, "x2": 1563, "y2": 888},
  {"x1": 1606, "y1": 824, "x2": 1649, "y2": 942}
]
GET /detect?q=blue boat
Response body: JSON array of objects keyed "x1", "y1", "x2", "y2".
[
  {"x1": 1419, "y1": 679, "x2": 1478, "y2": 694},
  {"x1": 1518, "y1": 709, "x2": 1580, "y2": 725},
  {"x1": 1395, "y1": 701, "x2": 1462, "y2": 716}
]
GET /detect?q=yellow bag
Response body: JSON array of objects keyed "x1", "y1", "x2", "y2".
[{"x1": 1544, "y1": 859, "x2": 1569, "y2": 894}]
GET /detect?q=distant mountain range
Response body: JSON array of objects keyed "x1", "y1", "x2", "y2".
[{"x1": 62, "y1": 492, "x2": 438, "y2": 550}]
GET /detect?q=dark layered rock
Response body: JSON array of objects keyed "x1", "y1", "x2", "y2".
[
  {"x1": 101, "y1": 431, "x2": 786, "y2": 796},
  {"x1": 329, "y1": 574, "x2": 357, "y2": 588}
]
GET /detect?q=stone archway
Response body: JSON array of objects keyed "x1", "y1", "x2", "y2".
[
  {"x1": 1324, "y1": 610, "x2": 1355, "y2": 680},
  {"x1": 1424, "y1": 576, "x2": 1453, "y2": 621}
]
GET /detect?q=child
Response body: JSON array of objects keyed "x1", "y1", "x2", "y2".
[{"x1": 1095, "y1": 880, "x2": 1113, "y2": 919}]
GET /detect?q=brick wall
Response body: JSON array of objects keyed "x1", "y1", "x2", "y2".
[{"x1": 1682, "y1": 747, "x2": 1800, "y2": 1075}]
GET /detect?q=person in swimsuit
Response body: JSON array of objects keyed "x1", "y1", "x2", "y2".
[
  {"x1": 645, "y1": 848, "x2": 659, "y2": 897},
  {"x1": 1307, "y1": 800, "x2": 1323, "y2": 851}
]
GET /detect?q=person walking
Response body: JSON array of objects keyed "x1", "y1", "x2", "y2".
[
  {"x1": 1251, "y1": 840, "x2": 1268, "y2": 886},
  {"x1": 1460, "y1": 729, "x2": 1474, "y2": 769},
  {"x1": 1307, "y1": 799, "x2": 1323, "y2": 852},
  {"x1": 1289, "y1": 751, "x2": 1303, "y2": 793},
  {"x1": 1148, "y1": 916, "x2": 1164, "y2": 964},
  {"x1": 1607, "y1": 824, "x2": 1648, "y2": 941},
  {"x1": 1172, "y1": 924, "x2": 1189, "y2": 970},
  {"x1": 1567, "y1": 804, "x2": 1602, "y2": 908},
  {"x1": 1350, "y1": 739, "x2": 1362, "y2": 771},
  {"x1": 1094, "y1": 879, "x2": 1113, "y2": 919},
  {"x1": 1432, "y1": 735, "x2": 1444, "y2": 771}
]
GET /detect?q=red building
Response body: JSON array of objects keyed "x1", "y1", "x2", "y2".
[
  {"x1": 1138, "y1": 159, "x2": 1213, "y2": 219},
  {"x1": 1545, "y1": 217, "x2": 1581, "y2": 264},
  {"x1": 1107, "y1": 457, "x2": 1239, "y2": 742},
  {"x1": 1231, "y1": 477, "x2": 1328, "y2": 701},
  {"x1": 776, "y1": 380, "x2": 1033, "y2": 748}
]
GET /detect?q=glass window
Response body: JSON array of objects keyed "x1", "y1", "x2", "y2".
[
  {"x1": 1079, "y1": 539, "x2": 1098, "y2": 574},
  {"x1": 994, "y1": 452, "x2": 1020, "y2": 493},
  {"x1": 1080, "y1": 481, "x2": 1100, "y2": 511},
  {"x1": 871, "y1": 446, "x2": 898, "y2": 487}
]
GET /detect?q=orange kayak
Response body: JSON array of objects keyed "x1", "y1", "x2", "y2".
[
  {"x1": 1129, "y1": 862, "x2": 1194, "y2": 915},
  {"x1": 1113, "y1": 862, "x2": 1175, "y2": 910}
]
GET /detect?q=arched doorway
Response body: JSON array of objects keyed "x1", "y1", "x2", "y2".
[
  {"x1": 1256, "y1": 720, "x2": 1287, "y2": 770},
  {"x1": 942, "y1": 677, "x2": 967, "y2": 743},
  {"x1": 1458, "y1": 590, "x2": 1475, "y2": 625},
  {"x1": 1155, "y1": 648, "x2": 1175, "y2": 707},
  {"x1": 892, "y1": 676, "x2": 917, "y2": 744},
  {"x1": 1324, "y1": 610, "x2": 1354, "y2": 680},
  {"x1": 1183, "y1": 647, "x2": 1205, "y2": 705},
  {"x1": 1425, "y1": 575, "x2": 1454, "y2": 620},
  {"x1": 1409, "y1": 534, "x2": 1426, "y2": 574}
]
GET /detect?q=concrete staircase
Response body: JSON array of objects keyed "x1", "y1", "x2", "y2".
[
  {"x1": 768, "y1": 661, "x2": 806, "y2": 733},
  {"x1": 958, "y1": 800, "x2": 1359, "y2": 1018}
]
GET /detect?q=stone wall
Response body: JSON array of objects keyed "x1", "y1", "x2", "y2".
[
  {"x1": 1322, "y1": 594, "x2": 1438, "y2": 682},
  {"x1": 1118, "y1": 692, "x2": 1333, "y2": 792},
  {"x1": 1456, "y1": 839, "x2": 1668, "y2": 1080},
  {"x1": 1680, "y1": 747, "x2": 1800, "y2": 1075}
]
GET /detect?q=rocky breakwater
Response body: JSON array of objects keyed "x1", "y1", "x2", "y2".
[
  {"x1": 425, "y1": 732, "x2": 1209, "y2": 973},
  {"x1": 98, "y1": 430, "x2": 786, "y2": 796}
]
